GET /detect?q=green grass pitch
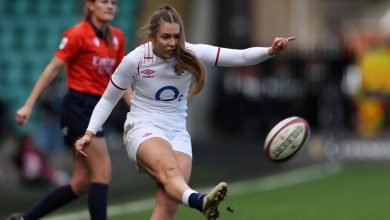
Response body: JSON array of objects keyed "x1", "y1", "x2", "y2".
[{"x1": 49, "y1": 163, "x2": 390, "y2": 220}]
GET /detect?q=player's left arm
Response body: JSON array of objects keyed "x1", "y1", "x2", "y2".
[
  {"x1": 217, "y1": 36, "x2": 295, "y2": 67},
  {"x1": 187, "y1": 37, "x2": 295, "y2": 67}
]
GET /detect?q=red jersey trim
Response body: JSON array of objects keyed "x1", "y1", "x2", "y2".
[
  {"x1": 110, "y1": 78, "x2": 127, "y2": 90},
  {"x1": 144, "y1": 42, "x2": 153, "y2": 61},
  {"x1": 137, "y1": 61, "x2": 141, "y2": 75},
  {"x1": 214, "y1": 47, "x2": 221, "y2": 66}
]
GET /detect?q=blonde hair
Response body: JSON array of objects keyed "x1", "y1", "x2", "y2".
[
  {"x1": 142, "y1": 5, "x2": 206, "y2": 98},
  {"x1": 83, "y1": 0, "x2": 94, "y2": 20}
]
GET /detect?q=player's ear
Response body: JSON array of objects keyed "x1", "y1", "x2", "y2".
[{"x1": 148, "y1": 33, "x2": 154, "y2": 41}]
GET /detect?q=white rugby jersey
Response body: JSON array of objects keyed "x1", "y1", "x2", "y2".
[{"x1": 86, "y1": 42, "x2": 272, "y2": 134}]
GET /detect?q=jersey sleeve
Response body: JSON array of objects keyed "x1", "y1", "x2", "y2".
[
  {"x1": 186, "y1": 42, "x2": 273, "y2": 67},
  {"x1": 86, "y1": 52, "x2": 137, "y2": 134},
  {"x1": 55, "y1": 29, "x2": 82, "y2": 62},
  {"x1": 110, "y1": 52, "x2": 136, "y2": 90},
  {"x1": 86, "y1": 82, "x2": 123, "y2": 134},
  {"x1": 217, "y1": 47, "x2": 273, "y2": 66},
  {"x1": 186, "y1": 42, "x2": 220, "y2": 65}
]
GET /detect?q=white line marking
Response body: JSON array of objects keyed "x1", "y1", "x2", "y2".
[
  {"x1": 227, "y1": 162, "x2": 342, "y2": 195},
  {"x1": 44, "y1": 162, "x2": 342, "y2": 220}
]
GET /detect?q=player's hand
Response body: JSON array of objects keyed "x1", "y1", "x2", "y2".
[
  {"x1": 268, "y1": 37, "x2": 296, "y2": 56},
  {"x1": 75, "y1": 134, "x2": 93, "y2": 157},
  {"x1": 15, "y1": 105, "x2": 33, "y2": 127}
]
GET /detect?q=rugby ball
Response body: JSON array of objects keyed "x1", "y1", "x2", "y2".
[{"x1": 264, "y1": 116, "x2": 310, "y2": 162}]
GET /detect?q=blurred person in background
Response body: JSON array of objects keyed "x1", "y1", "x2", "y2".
[
  {"x1": 13, "y1": 134, "x2": 68, "y2": 188},
  {"x1": 75, "y1": 4, "x2": 295, "y2": 220},
  {"x1": 355, "y1": 41, "x2": 390, "y2": 137},
  {"x1": 8, "y1": 0, "x2": 131, "y2": 219}
]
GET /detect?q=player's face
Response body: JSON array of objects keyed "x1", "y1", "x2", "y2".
[
  {"x1": 91, "y1": 0, "x2": 117, "y2": 23},
  {"x1": 150, "y1": 22, "x2": 181, "y2": 59}
]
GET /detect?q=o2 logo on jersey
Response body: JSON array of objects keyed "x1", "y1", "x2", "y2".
[{"x1": 155, "y1": 86, "x2": 183, "y2": 102}]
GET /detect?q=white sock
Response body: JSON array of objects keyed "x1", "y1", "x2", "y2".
[{"x1": 182, "y1": 189, "x2": 197, "y2": 206}]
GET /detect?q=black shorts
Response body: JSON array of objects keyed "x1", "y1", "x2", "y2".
[{"x1": 60, "y1": 90, "x2": 104, "y2": 146}]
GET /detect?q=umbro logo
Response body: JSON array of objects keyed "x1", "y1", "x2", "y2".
[{"x1": 141, "y1": 69, "x2": 155, "y2": 78}]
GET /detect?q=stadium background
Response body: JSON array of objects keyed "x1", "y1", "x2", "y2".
[{"x1": 1, "y1": 0, "x2": 390, "y2": 219}]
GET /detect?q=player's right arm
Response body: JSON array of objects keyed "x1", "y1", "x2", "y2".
[
  {"x1": 15, "y1": 57, "x2": 65, "y2": 127},
  {"x1": 75, "y1": 52, "x2": 135, "y2": 156}
]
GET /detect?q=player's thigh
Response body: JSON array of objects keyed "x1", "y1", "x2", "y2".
[{"x1": 137, "y1": 137, "x2": 179, "y2": 181}]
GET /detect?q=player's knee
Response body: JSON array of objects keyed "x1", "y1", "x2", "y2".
[
  {"x1": 90, "y1": 166, "x2": 111, "y2": 183},
  {"x1": 158, "y1": 166, "x2": 181, "y2": 186},
  {"x1": 70, "y1": 177, "x2": 90, "y2": 195}
]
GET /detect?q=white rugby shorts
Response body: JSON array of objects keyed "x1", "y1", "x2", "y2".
[{"x1": 123, "y1": 119, "x2": 192, "y2": 165}]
